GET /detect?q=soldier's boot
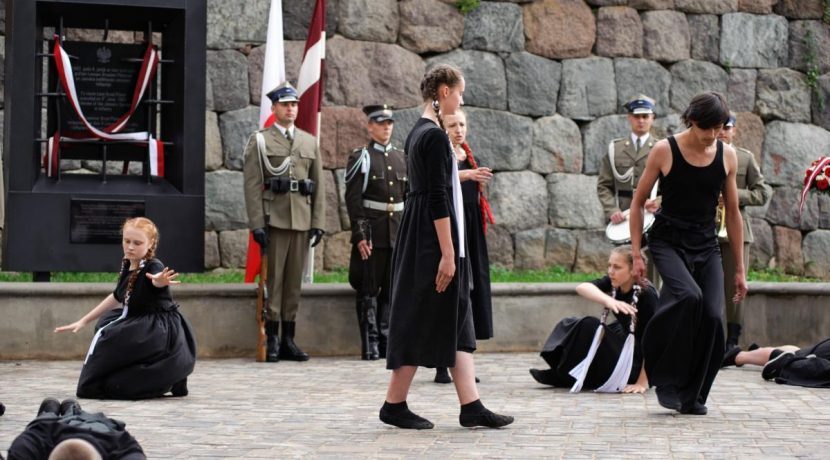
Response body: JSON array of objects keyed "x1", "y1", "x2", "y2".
[
  {"x1": 366, "y1": 304, "x2": 381, "y2": 361},
  {"x1": 279, "y1": 321, "x2": 310, "y2": 361},
  {"x1": 726, "y1": 322, "x2": 742, "y2": 350},
  {"x1": 265, "y1": 320, "x2": 280, "y2": 363}
]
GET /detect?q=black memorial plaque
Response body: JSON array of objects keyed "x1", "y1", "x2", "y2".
[
  {"x1": 70, "y1": 199, "x2": 145, "y2": 244},
  {"x1": 59, "y1": 41, "x2": 148, "y2": 134}
]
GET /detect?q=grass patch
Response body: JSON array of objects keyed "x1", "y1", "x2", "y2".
[{"x1": 0, "y1": 267, "x2": 822, "y2": 284}]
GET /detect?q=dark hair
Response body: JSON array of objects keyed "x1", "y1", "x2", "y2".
[
  {"x1": 681, "y1": 92, "x2": 729, "y2": 130},
  {"x1": 420, "y1": 64, "x2": 463, "y2": 129}
]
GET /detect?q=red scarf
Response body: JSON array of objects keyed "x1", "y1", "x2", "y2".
[{"x1": 461, "y1": 143, "x2": 496, "y2": 233}]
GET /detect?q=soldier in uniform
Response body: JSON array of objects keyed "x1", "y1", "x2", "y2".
[
  {"x1": 243, "y1": 81, "x2": 325, "y2": 363},
  {"x1": 597, "y1": 95, "x2": 661, "y2": 283},
  {"x1": 345, "y1": 104, "x2": 407, "y2": 360},
  {"x1": 717, "y1": 113, "x2": 772, "y2": 352}
]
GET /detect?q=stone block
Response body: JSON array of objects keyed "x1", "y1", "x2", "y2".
[
  {"x1": 323, "y1": 170, "x2": 341, "y2": 234},
  {"x1": 586, "y1": 0, "x2": 627, "y2": 4},
  {"x1": 505, "y1": 52, "x2": 562, "y2": 117},
  {"x1": 207, "y1": 50, "x2": 249, "y2": 112},
  {"x1": 738, "y1": 0, "x2": 776, "y2": 14},
  {"x1": 819, "y1": 195, "x2": 830, "y2": 229},
  {"x1": 219, "y1": 229, "x2": 249, "y2": 269},
  {"x1": 596, "y1": 7, "x2": 643, "y2": 58},
  {"x1": 465, "y1": 108, "x2": 533, "y2": 171},
  {"x1": 204, "y1": 231, "x2": 220, "y2": 270},
  {"x1": 283, "y1": 0, "x2": 339, "y2": 40},
  {"x1": 675, "y1": 0, "x2": 736, "y2": 13},
  {"x1": 727, "y1": 68, "x2": 757, "y2": 113},
  {"x1": 313, "y1": 239, "x2": 325, "y2": 275},
  {"x1": 207, "y1": 0, "x2": 269, "y2": 49},
  {"x1": 773, "y1": 0, "x2": 825, "y2": 19},
  {"x1": 248, "y1": 41, "x2": 305, "y2": 106},
  {"x1": 338, "y1": 0, "x2": 398, "y2": 43},
  {"x1": 323, "y1": 231, "x2": 351, "y2": 270},
  {"x1": 765, "y1": 186, "x2": 819, "y2": 231},
  {"x1": 205, "y1": 170, "x2": 247, "y2": 232},
  {"x1": 614, "y1": 58, "x2": 672, "y2": 114},
  {"x1": 219, "y1": 106, "x2": 259, "y2": 171},
  {"x1": 558, "y1": 57, "x2": 617, "y2": 121},
  {"x1": 486, "y1": 225, "x2": 515, "y2": 269},
  {"x1": 756, "y1": 69, "x2": 812, "y2": 123},
  {"x1": 574, "y1": 230, "x2": 616, "y2": 273},
  {"x1": 462, "y1": 2, "x2": 524, "y2": 53},
  {"x1": 390, "y1": 106, "x2": 424, "y2": 150},
  {"x1": 488, "y1": 171, "x2": 549, "y2": 232},
  {"x1": 688, "y1": 14, "x2": 720, "y2": 62},
  {"x1": 720, "y1": 13, "x2": 788, "y2": 69},
  {"x1": 642, "y1": 10, "x2": 690, "y2": 63},
  {"x1": 514, "y1": 228, "x2": 547, "y2": 270},
  {"x1": 426, "y1": 50, "x2": 506, "y2": 111},
  {"x1": 531, "y1": 115, "x2": 583, "y2": 174},
  {"x1": 545, "y1": 228, "x2": 578, "y2": 270},
  {"x1": 325, "y1": 36, "x2": 424, "y2": 108},
  {"x1": 652, "y1": 113, "x2": 685, "y2": 138},
  {"x1": 748, "y1": 217, "x2": 773, "y2": 270},
  {"x1": 789, "y1": 20, "x2": 830, "y2": 75},
  {"x1": 669, "y1": 60, "x2": 728, "y2": 112},
  {"x1": 773, "y1": 225, "x2": 804, "y2": 275},
  {"x1": 524, "y1": 0, "x2": 596, "y2": 59},
  {"x1": 319, "y1": 106, "x2": 366, "y2": 170},
  {"x1": 762, "y1": 121, "x2": 830, "y2": 187},
  {"x1": 814, "y1": 74, "x2": 830, "y2": 131},
  {"x1": 581, "y1": 114, "x2": 631, "y2": 175},
  {"x1": 803, "y1": 229, "x2": 830, "y2": 278},
  {"x1": 629, "y1": 0, "x2": 675, "y2": 9},
  {"x1": 732, "y1": 112, "x2": 764, "y2": 160},
  {"x1": 398, "y1": 0, "x2": 464, "y2": 53},
  {"x1": 547, "y1": 174, "x2": 605, "y2": 229},
  {"x1": 205, "y1": 111, "x2": 223, "y2": 171}
]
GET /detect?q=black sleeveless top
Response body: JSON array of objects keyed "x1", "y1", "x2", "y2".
[{"x1": 657, "y1": 136, "x2": 726, "y2": 229}]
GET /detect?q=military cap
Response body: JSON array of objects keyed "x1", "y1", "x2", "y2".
[
  {"x1": 363, "y1": 104, "x2": 394, "y2": 122},
  {"x1": 267, "y1": 81, "x2": 300, "y2": 103},
  {"x1": 725, "y1": 112, "x2": 737, "y2": 127},
  {"x1": 624, "y1": 94, "x2": 656, "y2": 115}
]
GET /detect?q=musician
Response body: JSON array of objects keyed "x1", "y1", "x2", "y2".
[
  {"x1": 243, "y1": 81, "x2": 325, "y2": 363},
  {"x1": 717, "y1": 113, "x2": 771, "y2": 351},
  {"x1": 345, "y1": 104, "x2": 407, "y2": 360},
  {"x1": 597, "y1": 95, "x2": 661, "y2": 283}
]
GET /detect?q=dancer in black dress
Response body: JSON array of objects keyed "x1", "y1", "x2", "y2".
[
  {"x1": 723, "y1": 339, "x2": 830, "y2": 388},
  {"x1": 55, "y1": 217, "x2": 196, "y2": 400},
  {"x1": 379, "y1": 64, "x2": 513, "y2": 430},
  {"x1": 530, "y1": 246, "x2": 657, "y2": 393},
  {"x1": 434, "y1": 109, "x2": 495, "y2": 384},
  {"x1": 629, "y1": 92, "x2": 748, "y2": 415}
]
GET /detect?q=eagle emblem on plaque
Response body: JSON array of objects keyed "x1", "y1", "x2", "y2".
[{"x1": 96, "y1": 46, "x2": 112, "y2": 64}]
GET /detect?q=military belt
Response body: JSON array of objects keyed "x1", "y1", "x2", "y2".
[
  {"x1": 264, "y1": 177, "x2": 315, "y2": 196},
  {"x1": 362, "y1": 199, "x2": 403, "y2": 212}
]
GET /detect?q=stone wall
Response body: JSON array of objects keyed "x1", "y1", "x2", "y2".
[{"x1": 3, "y1": 1, "x2": 830, "y2": 277}]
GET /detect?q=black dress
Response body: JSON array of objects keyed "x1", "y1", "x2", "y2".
[
  {"x1": 386, "y1": 118, "x2": 476, "y2": 370},
  {"x1": 459, "y1": 159, "x2": 493, "y2": 340},
  {"x1": 772, "y1": 338, "x2": 830, "y2": 388},
  {"x1": 76, "y1": 258, "x2": 197, "y2": 400},
  {"x1": 537, "y1": 276, "x2": 657, "y2": 389}
]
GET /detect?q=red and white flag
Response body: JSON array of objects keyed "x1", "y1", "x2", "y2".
[{"x1": 245, "y1": 0, "x2": 286, "y2": 283}]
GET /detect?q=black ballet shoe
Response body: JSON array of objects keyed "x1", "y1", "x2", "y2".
[
  {"x1": 171, "y1": 378, "x2": 189, "y2": 397},
  {"x1": 434, "y1": 367, "x2": 452, "y2": 384},
  {"x1": 762, "y1": 351, "x2": 795, "y2": 381},
  {"x1": 37, "y1": 398, "x2": 61, "y2": 417},
  {"x1": 459, "y1": 409, "x2": 515, "y2": 428},
  {"x1": 679, "y1": 402, "x2": 708, "y2": 415},
  {"x1": 379, "y1": 402, "x2": 434, "y2": 430},
  {"x1": 529, "y1": 368, "x2": 556, "y2": 386},
  {"x1": 655, "y1": 386, "x2": 681, "y2": 411},
  {"x1": 721, "y1": 345, "x2": 742, "y2": 368},
  {"x1": 59, "y1": 399, "x2": 82, "y2": 416}
]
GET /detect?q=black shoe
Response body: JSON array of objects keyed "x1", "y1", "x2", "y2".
[
  {"x1": 59, "y1": 399, "x2": 81, "y2": 416},
  {"x1": 279, "y1": 321, "x2": 310, "y2": 361},
  {"x1": 529, "y1": 368, "x2": 556, "y2": 386},
  {"x1": 0, "y1": 402, "x2": 5, "y2": 416},
  {"x1": 37, "y1": 398, "x2": 61, "y2": 417},
  {"x1": 265, "y1": 320, "x2": 280, "y2": 363},
  {"x1": 721, "y1": 345, "x2": 742, "y2": 368},
  {"x1": 655, "y1": 386, "x2": 681, "y2": 411},
  {"x1": 379, "y1": 403, "x2": 434, "y2": 429},
  {"x1": 748, "y1": 343, "x2": 760, "y2": 351},
  {"x1": 434, "y1": 367, "x2": 452, "y2": 384},
  {"x1": 762, "y1": 351, "x2": 795, "y2": 380},
  {"x1": 679, "y1": 402, "x2": 708, "y2": 415},
  {"x1": 171, "y1": 378, "x2": 189, "y2": 397},
  {"x1": 459, "y1": 409, "x2": 515, "y2": 428}
]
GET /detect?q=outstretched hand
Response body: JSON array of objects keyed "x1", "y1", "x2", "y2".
[
  {"x1": 55, "y1": 320, "x2": 87, "y2": 334},
  {"x1": 147, "y1": 267, "x2": 180, "y2": 287},
  {"x1": 622, "y1": 383, "x2": 648, "y2": 394}
]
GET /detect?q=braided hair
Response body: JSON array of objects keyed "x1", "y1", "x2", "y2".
[{"x1": 420, "y1": 64, "x2": 463, "y2": 130}]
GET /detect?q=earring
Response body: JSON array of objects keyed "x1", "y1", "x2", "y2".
[{"x1": 432, "y1": 99, "x2": 440, "y2": 112}]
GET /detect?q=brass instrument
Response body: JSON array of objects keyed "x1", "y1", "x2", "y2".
[{"x1": 715, "y1": 194, "x2": 727, "y2": 238}]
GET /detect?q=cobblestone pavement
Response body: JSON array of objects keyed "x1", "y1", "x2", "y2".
[{"x1": 1, "y1": 353, "x2": 828, "y2": 459}]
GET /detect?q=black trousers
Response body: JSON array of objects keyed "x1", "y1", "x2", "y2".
[{"x1": 643, "y1": 234, "x2": 725, "y2": 407}]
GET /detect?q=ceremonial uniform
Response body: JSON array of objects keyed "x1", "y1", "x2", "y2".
[
  {"x1": 243, "y1": 82, "x2": 325, "y2": 362},
  {"x1": 718, "y1": 115, "x2": 772, "y2": 348},
  {"x1": 345, "y1": 105, "x2": 407, "y2": 360}
]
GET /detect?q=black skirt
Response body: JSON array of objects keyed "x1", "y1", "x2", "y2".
[{"x1": 463, "y1": 200, "x2": 493, "y2": 340}]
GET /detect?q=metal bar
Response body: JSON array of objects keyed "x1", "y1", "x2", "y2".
[
  {"x1": 101, "y1": 143, "x2": 108, "y2": 183},
  {"x1": 121, "y1": 58, "x2": 174, "y2": 64},
  {"x1": 35, "y1": 92, "x2": 65, "y2": 97},
  {"x1": 35, "y1": 138, "x2": 175, "y2": 146},
  {"x1": 143, "y1": 99, "x2": 174, "y2": 104},
  {"x1": 36, "y1": 53, "x2": 79, "y2": 60}
]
